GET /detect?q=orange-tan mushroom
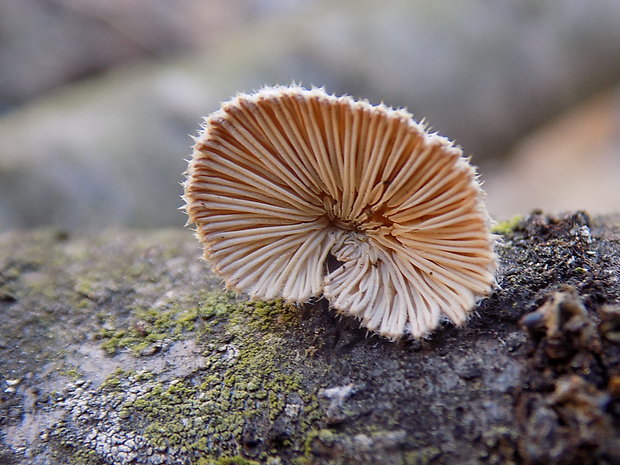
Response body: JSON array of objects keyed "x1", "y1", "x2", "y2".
[{"x1": 183, "y1": 85, "x2": 496, "y2": 340}]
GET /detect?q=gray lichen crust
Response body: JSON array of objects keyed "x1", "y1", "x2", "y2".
[{"x1": 1, "y1": 212, "x2": 619, "y2": 464}]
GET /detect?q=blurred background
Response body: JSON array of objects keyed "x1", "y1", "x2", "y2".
[{"x1": 1, "y1": 0, "x2": 619, "y2": 232}]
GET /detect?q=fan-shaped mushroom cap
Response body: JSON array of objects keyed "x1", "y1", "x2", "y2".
[{"x1": 184, "y1": 85, "x2": 496, "y2": 340}]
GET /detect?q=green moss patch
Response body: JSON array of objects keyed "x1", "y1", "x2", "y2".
[
  {"x1": 491, "y1": 215, "x2": 523, "y2": 235},
  {"x1": 95, "y1": 291, "x2": 236, "y2": 355},
  {"x1": 105, "y1": 296, "x2": 317, "y2": 461},
  {"x1": 50, "y1": 290, "x2": 328, "y2": 464}
]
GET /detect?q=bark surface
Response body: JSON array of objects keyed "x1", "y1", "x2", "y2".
[{"x1": 1, "y1": 212, "x2": 619, "y2": 465}]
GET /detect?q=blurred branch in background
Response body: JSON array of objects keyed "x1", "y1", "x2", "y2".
[
  {"x1": 0, "y1": 0, "x2": 258, "y2": 110},
  {"x1": 0, "y1": 0, "x2": 619, "y2": 231}
]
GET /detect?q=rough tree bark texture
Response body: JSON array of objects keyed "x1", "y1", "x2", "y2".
[{"x1": 0, "y1": 212, "x2": 619, "y2": 465}]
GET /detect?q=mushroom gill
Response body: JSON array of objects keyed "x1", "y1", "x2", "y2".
[{"x1": 183, "y1": 85, "x2": 496, "y2": 340}]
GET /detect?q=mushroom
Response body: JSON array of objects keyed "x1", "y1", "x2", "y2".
[{"x1": 183, "y1": 85, "x2": 496, "y2": 340}]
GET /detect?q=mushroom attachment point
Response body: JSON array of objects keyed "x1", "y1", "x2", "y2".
[{"x1": 183, "y1": 85, "x2": 496, "y2": 340}]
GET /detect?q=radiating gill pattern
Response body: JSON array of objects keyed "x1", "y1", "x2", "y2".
[{"x1": 184, "y1": 85, "x2": 496, "y2": 339}]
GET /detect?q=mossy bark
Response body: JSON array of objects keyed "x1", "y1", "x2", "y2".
[{"x1": 1, "y1": 212, "x2": 619, "y2": 465}]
